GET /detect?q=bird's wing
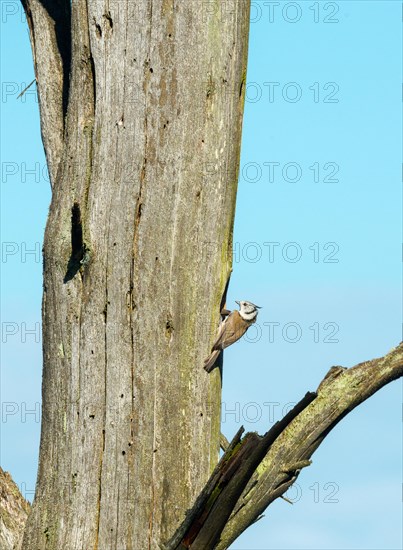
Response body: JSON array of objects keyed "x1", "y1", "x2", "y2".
[{"x1": 211, "y1": 312, "x2": 240, "y2": 351}]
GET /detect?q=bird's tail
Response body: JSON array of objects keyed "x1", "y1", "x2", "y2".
[{"x1": 204, "y1": 350, "x2": 221, "y2": 373}]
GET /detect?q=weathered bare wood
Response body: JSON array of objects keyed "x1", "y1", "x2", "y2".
[
  {"x1": 21, "y1": 1, "x2": 251, "y2": 548},
  {"x1": 165, "y1": 427, "x2": 245, "y2": 550},
  {"x1": 219, "y1": 432, "x2": 230, "y2": 452},
  {"x1": 163, "y1": 344, "x2": 402, "y2": 549},
  {"x1": 18, "y1": 1, "x2": 401, "y2": 549},
  {"x1": 20, "y1": 0, "x2": 71, "y2": 187},
  {"x1": 215, "y1": 343, "x2": 403, "y2": 549},
  {"x1": 0, "y1": 468, "x2": 30, "y2": 550},
  {"x1": 166, "y1": 392, "x2": 316, "y2": 549}
]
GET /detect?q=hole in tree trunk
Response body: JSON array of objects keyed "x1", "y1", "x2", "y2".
[{"x1": 64, "y1": 202, "x2": 89, "y2": 283}]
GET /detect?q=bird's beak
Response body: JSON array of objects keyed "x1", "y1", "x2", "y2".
[
  {"x1": 235, "y1": 301, "x2": 240, "y2": 306},
  {"x1": 256, "y1": 305, "x2": 262, "y2": 309}
]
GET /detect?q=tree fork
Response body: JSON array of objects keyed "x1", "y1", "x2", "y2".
[{"x1": 166, "y1": 343, "x2": 403, "y2": 550}]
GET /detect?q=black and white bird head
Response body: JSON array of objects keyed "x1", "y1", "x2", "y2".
[
  {"x1": 235, "y1": 300, "x2": 261, "y2": 322},
  {"x1": 204, "y1": 300, "x2": 262, "y2": 372}
]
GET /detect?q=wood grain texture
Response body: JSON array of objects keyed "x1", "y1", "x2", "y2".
[
  {"x1": 215, "y1": 343, "x2": 403, "y2": 549},
  {"x1": 163, "y1": 344, "x2": 402, "y2": 549},
  {"x1": 21, "y1": 1, "x2": 250, "y2": 548},
  {"x1": 165, "y1": 393, "x2": 316, "y2": 550},
  {"x1": 21, "y1": 0, "x2": 71, "y2": 187}
]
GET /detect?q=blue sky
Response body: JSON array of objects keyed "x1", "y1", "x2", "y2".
[{"x1": 1, "y1": 1, "x2": 401, "y2": 549}]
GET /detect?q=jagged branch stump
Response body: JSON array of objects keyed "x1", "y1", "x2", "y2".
[
  {"x1": 165, "y1": 392, "x2": 316, "y2": 550},
  {"x1": 165, "y1": 343, "x2": 403, "y2": 550}
]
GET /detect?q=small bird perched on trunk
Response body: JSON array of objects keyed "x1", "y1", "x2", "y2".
[{"x1": 204, "y1": 300, "x2": 261, "y2": 372}]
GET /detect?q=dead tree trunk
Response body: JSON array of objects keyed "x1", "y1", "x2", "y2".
[
  {"x1": 18, "y1": 1, "x2": 402, "y2": 549},
  {"x1": 21, "y1": 1, "x2": 250, "y2": 548}
]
